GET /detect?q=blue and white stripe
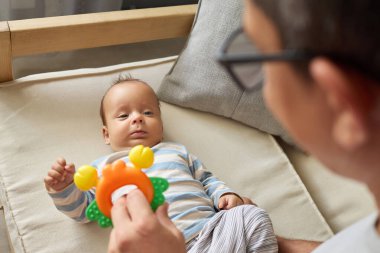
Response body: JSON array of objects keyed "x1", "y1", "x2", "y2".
[{"x1": 48, "y1": 142, "x2": 237, "y2": 242}]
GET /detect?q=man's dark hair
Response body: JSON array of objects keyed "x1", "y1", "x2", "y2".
[
  {"x1": 100, "y1": 74, "x2": 154, "y2": 126},
  {"x1": 253, "y1": 0, "x2": 380, "y2": 81}
]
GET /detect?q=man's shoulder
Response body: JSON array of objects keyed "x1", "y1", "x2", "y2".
[{"x1": 313, "y1": 213, "x2": 380, "y2": 253}]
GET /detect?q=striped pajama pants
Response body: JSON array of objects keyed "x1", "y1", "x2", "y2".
[{"x1": 186, "y1": 205, "x2": 278, "y2": 253}]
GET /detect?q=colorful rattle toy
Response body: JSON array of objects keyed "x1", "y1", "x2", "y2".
[{"x1": 73, "y1": 145, "x2": 169, "y2": 228}]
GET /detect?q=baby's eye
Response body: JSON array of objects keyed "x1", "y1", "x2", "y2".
[
  {"x1": 144, "y1": 111, "x2": 153, "y2": 116},
  {"x1": 118, "y1": 113, "x2": 129, "y2": 119}
]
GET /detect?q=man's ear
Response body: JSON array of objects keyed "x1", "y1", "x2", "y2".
[
  {"x1": 309, "y1": 58, "x2": 374, "y2": 151},
  {"x1": 102, "y1": 126, "x2": 111, "y2": 145}
]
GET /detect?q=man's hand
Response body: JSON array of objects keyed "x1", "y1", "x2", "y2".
[
  {"x1": 277, "y1": 236, "x2": 322, "y2": 253},
  {"x1": 44, "y1": 157, "x2": 75, "y2": 192},
  {"x1": 108, "y1": 190, "x2": 186, "y2": 253}
]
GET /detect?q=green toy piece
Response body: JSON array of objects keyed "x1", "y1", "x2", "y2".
[
  {"x1": 86, "y1": 200, "x2": 112, "y2": 228},
  {"x1": 149, "y1": 177, "x2": 169, "y2": 211},
  {"x1": 85, "y1": 177, "x2": 169, "y2": 227}
]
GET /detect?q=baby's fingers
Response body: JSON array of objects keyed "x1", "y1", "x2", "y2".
[
  {"x1": 51, "y1": 162, "x2": 65, "y2": 174},
  {"x1": 44, "y1": 176, "x2": 55, "y2": 186},
  {"x1": 48, "y1": 169, "x2": 65, "y2": 182},
  {"x1": 56, "y1": 157, "x2": 67, "y2": 168},
  {"x1": 218, "y1": 198, "x2": 228, "y2": 210},
  {"x1": 241, "y1": 197, "x2": 255, "y2": 206},
  {"x1": 225, "y1": 199, "x2": 235, "y2": 209},
  {"x1": 64, "y1": 163, "x2": 76, "y2": 174}
]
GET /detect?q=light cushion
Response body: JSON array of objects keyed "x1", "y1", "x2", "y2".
[
  {"x1": 0, "y1": 57, "x2": 333, "y2": 252},
  {"x1": 157, "y1": 0, "x2": 293, "y2": 143},
  {"x1": 280, "y1": 142, "x2": 377, "y2": 233}
]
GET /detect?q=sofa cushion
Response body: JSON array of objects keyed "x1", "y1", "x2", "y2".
[
  {"x1": 0, "y1": 57, "x2": 332, "y2": 253},
  {"x1": 280, "y1": 141, "x2": 377, "y2": 233},
  {"x1": 157, "y1": 0, "x2": 293, "y2": 144}
]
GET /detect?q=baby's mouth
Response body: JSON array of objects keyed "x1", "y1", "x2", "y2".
[{"x1": 130, "y1": 130, "x2": 147, "y2": 138}]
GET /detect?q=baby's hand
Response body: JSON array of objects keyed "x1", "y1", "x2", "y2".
[
  {"x1": 44, "y1": 158, "x2": 75, "y2": 192},
  {"x1": 218, "y1": 193, "x2": 244, "y2": 210},
  {"x1": 241, "y1": 196, "x2": 257, "y2": 206}
]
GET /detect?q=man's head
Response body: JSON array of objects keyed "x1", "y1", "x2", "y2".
[
  {"x1": 100, "y1": 78, "x2": 163, "y2": 151},
  {"x1": 243, "y1": 0, "x2": 380, "y2": 182},
  {"x1": 252, "y1": 0, "x2": 380, "y2": 81}
]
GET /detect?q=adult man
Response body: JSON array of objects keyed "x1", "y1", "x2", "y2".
[{"x1": 108, "y1": 0, "x2": 380, "y2": 252}]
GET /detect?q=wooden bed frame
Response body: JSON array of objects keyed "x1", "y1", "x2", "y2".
[{"x1": 0, "y1": 4, "x2": 197, "y2": 84}]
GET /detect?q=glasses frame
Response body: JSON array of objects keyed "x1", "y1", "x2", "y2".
[{"x1": 217, "y1": 27, "x2": 315, "y2": 91}]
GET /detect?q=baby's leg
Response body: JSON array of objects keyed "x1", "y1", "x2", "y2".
[{"x1": 188, "y1": 205, "x2": 278, "y2": 253}]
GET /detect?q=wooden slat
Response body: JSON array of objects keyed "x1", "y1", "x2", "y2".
[
  {"x1": 9, "y1": 5, "x2": 197, "y2": 57},
  {"x1": 0, "y1": 22, "x2": 13, "y2": 83}
]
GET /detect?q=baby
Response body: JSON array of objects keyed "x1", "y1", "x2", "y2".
[{"x1": 44, "y1": 78, "x2": 278, "y2": 252}]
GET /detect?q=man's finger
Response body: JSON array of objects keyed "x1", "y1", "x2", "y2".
[
  {"x1": 125, "y1": 189, "x2": 153, "y2": 221},
  {"x1": 156, "y1": 203, "x2": 179, "y2": 233},
  {"x1": 111, "y1": 197, "x2": 131, "y2": 230},
  {"x1": 107, "y1": 230, "x2": 119, "y2": 253}
]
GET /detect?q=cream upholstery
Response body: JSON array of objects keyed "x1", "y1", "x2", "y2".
[
  {"x1": 0, "y1": 57, "x2": 376, "y2": 253},
  {"x1": 158, "y1": 0, "x2": 292, "y2": 144},
  {"x1": 281, "y1": 142, "x2": 377, "y2": 233}
]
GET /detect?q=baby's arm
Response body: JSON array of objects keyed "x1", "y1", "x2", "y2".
[
  {"x1": 45, "y1": 158, "x2": 95, "y2": 222},
  {"x1": 188, "y1": 154, "x2": 256, "y2": 210},
  {"x1": 188, "y1": 154, "x2": 241, "y2": 209}
]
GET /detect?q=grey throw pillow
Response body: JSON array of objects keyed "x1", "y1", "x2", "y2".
[{"x1": 157, "y1": 0, "x2": 292, "y2": 144}]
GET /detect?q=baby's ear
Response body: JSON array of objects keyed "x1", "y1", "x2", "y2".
[{"x1": 102, "y1": 126, "x2": 110, "y2": 145}]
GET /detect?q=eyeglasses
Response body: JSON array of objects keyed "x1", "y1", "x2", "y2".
[{"x1": 217, "y1": 27, "x2": 314, "y2": 91}]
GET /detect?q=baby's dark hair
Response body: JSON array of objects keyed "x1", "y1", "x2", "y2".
[
  {"x1": 100, "y1": 74, "x2": 158, "y2": 126},
  {"x1": 253, "y1": 0, "x2": 380, "y2": 82}
]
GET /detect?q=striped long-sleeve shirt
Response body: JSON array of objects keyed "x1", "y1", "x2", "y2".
[{"x1": 48, "y1": 142, "x2": 238, "y2": 242}]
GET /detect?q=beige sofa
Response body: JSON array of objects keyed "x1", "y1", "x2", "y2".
[{"x1": 0, "y1": 5, "x2": 376, "y2": 253}]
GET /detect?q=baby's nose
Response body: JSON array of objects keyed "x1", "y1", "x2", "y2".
[{"x1": 131, "y1": 113, "x2": 143, "y2": 123}]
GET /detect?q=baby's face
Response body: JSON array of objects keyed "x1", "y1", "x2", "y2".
[{"x1": 102, "y1": 81, "x2": 163, "y2": 151}]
